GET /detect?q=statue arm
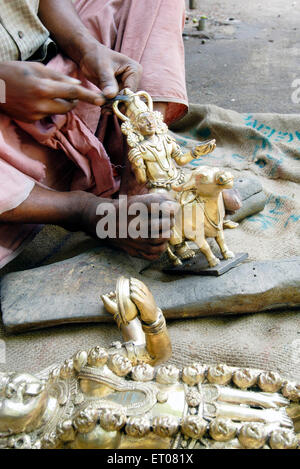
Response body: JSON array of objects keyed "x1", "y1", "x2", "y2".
[
  {"x1": 138, "y1": 308, "x2": 172, "y2": 365},
  {"x1": 173, "y1": 139, "x2": 217, "y2": 166},
  {"x1": 213, "y1": 402, "x2": 292, "y2": 427},
  {"x1": 116, "y1": 310, "x2": 171, "y2": 366},
  {"x1": 128, "y1": 148, "x2": 147, "y2": 185},
  {"x1": 129, "y1": 278, "x2": 172, "y2": 364},
  {"x1": 102, "y1": 278, "x2": 172, "y2": 366},
  {"x1": 172, "y1": 143, "x2": 192, "y2": 166}
]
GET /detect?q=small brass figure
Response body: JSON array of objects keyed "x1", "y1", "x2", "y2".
[
  {"x1": 0, "y1": 277, "x2": 299, "y2": 449},
  {"x1": 171, "y1": 166, "x2": 235, "y2": 267},
  {"x1": 113, "y1": 89, "x2": 237, "y2": 267}
]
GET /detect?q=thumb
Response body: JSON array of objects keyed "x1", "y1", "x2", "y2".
[
  {"x1": 98, "y1": 67, "x2": 119, "y2": 99},
  {"x1": 101, "y1": 294, "x2": 118, "y2": 315}
]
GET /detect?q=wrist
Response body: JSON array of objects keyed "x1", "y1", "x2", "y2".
[
  {"x1": 67, "y1": 32, "x2": 99, "y2": 65},
  {"x1": 62, "y1": 190, "x2": 94, "y2": 231},
  {"x1": 139, "y1": 305, "x2": 161, "y2": 325},
  {"x1": 140, "y1": 307, "x2": 162, "y2": 325},
  {"x1": 191, "y1": 148, "x2": 200, "y2": 159},
  {"x1": 141, "y1": 310, "x2": 166, "y2": 335}
]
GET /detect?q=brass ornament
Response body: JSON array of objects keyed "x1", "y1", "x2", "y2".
[
  {"x1": 238, "y1": 423, "x2": 269, "y2": 449},
  {"x1": 131, "y1": 363, "x2": 155, "y2": 382},
  {"x1": 209, "y1": 418, "x2": 237, "y2": 442},
  {"x1": 125, "y1": 417, "x2": 151, "y2": 438},
  {"x1": 0, "y1": 277, "x2": 298, "y2": 450},
  {"x1": 113, "y1": 89, "x2": 238, "y2": 268},
  {"x1": 258, "y1": 371, "x2": 283, "y2": 393},
  {"x1": 269, "y1": 429, "x2": 298, "y2": 450},
  {"x1": 207, "y1": 364, "x2": 233, "y2": 385},
  {"x1": 232, "y1": 368, "x2": 259, "y2": 389},
  {"x1": 182, "y1": 364, "x2": 207, "y2": 386},
  {"x1": 181, "y1": 416, "x2": 207, "y2": 440},
  {"x1": 87, "y1": 347, "x2": 108, "y2": 368},
  {"x1": 155, "y1": 365, "x2": 180, "y2": 385}
]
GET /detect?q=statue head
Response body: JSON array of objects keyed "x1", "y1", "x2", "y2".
[
  {"x1": 113, "y1": 89, "x2": 168, "y2": 146},
  {"x1": 0, "y1": 372, "x2": 48, "y2": 434},
  {"x1": 113, "y1": 88, "x2": 153, "y2": 123},
  {"x1": 135, "y1": 112, "x2": 157, "y2": 136},
  {"x1": 172, "y1": 166, "x2": 234, "y2": 196}
]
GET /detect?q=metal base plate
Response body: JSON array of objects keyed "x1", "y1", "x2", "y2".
[{"x1": 163, "y1": 252, "x2": 249, "y2": 276}]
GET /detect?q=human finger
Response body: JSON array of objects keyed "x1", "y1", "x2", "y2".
[
  {"x1": 35, "y1": 79, "x2": 104, "y2": 105},
  {"x1": 119, "y1": 62, "x2": 143, "y2": 92}
]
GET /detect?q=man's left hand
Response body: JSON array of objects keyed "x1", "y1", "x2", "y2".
[{"x1": 79, "y1": 42, "x2": 143, "y2": 101}]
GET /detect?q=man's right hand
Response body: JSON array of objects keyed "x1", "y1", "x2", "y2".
[
  {"x1": 79, "y1": 192, "x2": 180, "y2": 261},
  {"x1": 0, "y1": 61, "x2": 104, "y2": 123}
]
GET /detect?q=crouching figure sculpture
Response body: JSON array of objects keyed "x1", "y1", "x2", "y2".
[
  {"x1": 0, "y1": 277, "x2": 299, "y2": 450},
  {"x1": 113, "y1": 89, "x2": 237, "y2": 267}
]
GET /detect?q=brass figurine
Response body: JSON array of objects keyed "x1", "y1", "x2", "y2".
[
  {"x1": 113, "y1": 89, "x2": 237, "y2": 267},
  {"x1": 171, "y1": 166, "x2": 235, "y2": 267},
  {"x1": 0, "y1": 277, "x2": 299, "y2": 450}
]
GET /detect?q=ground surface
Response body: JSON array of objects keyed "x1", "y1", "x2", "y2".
[{"x1": 184, "y1": 0, "x2": 300, "y2": 113}]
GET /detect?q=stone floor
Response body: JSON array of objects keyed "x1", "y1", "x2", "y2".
[{"x1": 184, "y1": 0, "x2": 300, "y2": 113}]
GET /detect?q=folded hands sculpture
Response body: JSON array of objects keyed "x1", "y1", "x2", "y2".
[
  {"x1": 0, "y1": 277, "x2": 299, "y2": 450},
  {"x1": 113, "y1": 89, "x2": 237, "y2": 267}
]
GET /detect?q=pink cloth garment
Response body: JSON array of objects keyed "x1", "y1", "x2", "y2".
[{"x1": 0, "y1": 0, "x2": 188, "y2": 268}]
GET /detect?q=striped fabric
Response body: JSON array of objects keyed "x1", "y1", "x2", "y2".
[{"x1": 0, "y1": 0, "x2": 49, "y2": 61}]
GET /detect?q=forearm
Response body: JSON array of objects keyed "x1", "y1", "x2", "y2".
[
  {"x1": 38, "y1": 0, "x2": 96, "y2": 64},
  {"x1": 0, "y1": 185, "x2": 81, "y2": 226},
  {"x1": 111, "y1": 310, "x2": 172, "y2": 366},
  {"x1": 142, "y1": 309, "x2": 172, "y2": 365},
  {"x1": 134, "y1": 167, "x2": 148, "y2": 185},
  {"x1": 174, "y1": 151, "x2": 193, "y2": 166}
]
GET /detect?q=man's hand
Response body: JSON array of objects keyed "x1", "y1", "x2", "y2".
[
  {"x1": 38, "y1": 0, "x2": 142, "y2": 101},
  {"x1": 79, "y1": 192, "x2": 180, "y2": 262},
  {"x1": 79, "y1": 43, "x2": 142, "y2": 99},
  {"x1": 0, "y1": 61, "x2": 104, "y2": 122}
]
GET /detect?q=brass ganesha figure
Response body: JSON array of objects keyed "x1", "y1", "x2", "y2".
[
  {"x1": 0, "y1": 277, "x2": 299, "y2": 450},
  {"x1": 113, "y1": 89, "x2": 238, "y2": 267}
]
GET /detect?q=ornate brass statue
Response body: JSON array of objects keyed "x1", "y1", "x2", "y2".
[
  {"x1": 0, "y1": 277, "x2": 299, "y2": 450},
  {"x1": 113, "y1": 89, "x2": 237, "y2": 267}
]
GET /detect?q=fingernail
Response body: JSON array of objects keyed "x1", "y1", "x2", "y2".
[
  {"x1": 94, "y1": 97, "x2": 105, "y2": 105},
  {"x1": 66, "y1": 77, "x2": 82, "y2": 84},
  {"x1": 104, "y1": 86, "x2": 118, "y2": 98}
]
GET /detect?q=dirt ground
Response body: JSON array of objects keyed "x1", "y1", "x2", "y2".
[{"x1": 184, "y1": 0, "x2": 300, "y2": 113}]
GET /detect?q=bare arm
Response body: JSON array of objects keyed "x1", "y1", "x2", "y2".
[
  {"x1": 38, "y1": 0, "x2": 95, "y2": 65},
  {"x1": 38, "y1": 0, "x2": 142, "y2": 98}
]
